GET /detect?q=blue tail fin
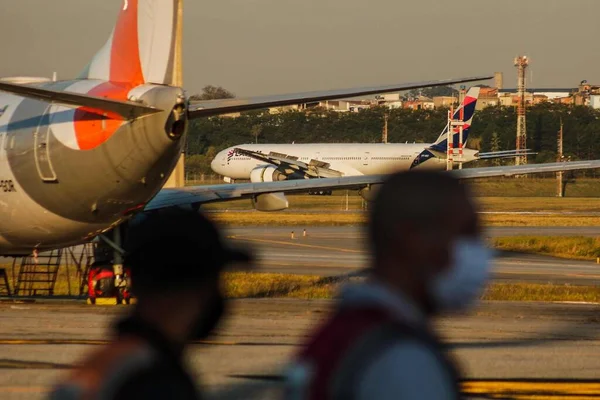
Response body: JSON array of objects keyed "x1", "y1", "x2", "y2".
[{"x1": 430, "y1": 86, "x2": 480, "y2": 152}]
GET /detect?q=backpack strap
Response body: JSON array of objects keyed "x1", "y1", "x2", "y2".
[{"x1": 329, "y1": 318, "x2": 462, "y2": 400}]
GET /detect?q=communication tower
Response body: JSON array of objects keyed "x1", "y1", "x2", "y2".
[{"x1": 514, "y1": 56, "x2": 529, "y2": 165}]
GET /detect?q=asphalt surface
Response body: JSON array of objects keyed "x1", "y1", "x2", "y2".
[
  {"x1": 1, "y1": 300, "x2": 600, "y2": 399},
  {"x1": 224, "y1": 226, "x2": 600, "y2": 285}
]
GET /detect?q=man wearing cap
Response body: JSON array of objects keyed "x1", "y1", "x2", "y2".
[
  {"x1": 285, "y1": 171, "x2": 492, "y2": 400},
  {"x1": 50, "y1": 207, "x2": 251, "y2": 400}
]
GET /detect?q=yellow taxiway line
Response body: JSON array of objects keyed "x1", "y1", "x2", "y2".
[
  {"x1": 228, "y1": 235, "x2": 363, "y2": 254},
  {"x1": 2, "y1": 380, "x2": 600, "y2": 398}
]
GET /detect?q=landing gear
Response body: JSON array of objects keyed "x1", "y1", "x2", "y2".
[
  {"x1": 93, "y1": 226, "x2": 132, "y2": 305},
  {"x1": 308, "y1": 190, "x2": 332, "y2": 196}
]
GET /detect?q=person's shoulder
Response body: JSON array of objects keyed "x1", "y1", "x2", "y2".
[
  {"x1": 50, "y1": 338, "x2": 161, "y2": 400},
  {"x1": 358, "y1": 340, "x2": 457, "y2": 400},
  {"x1": 110, "y1": 363, "x2": 199, "y2": 400}
]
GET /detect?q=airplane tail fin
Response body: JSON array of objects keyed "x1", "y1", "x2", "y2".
[
  {"x1": 79, "y1": 0, "x2": 183, "y2": 87},
  {"x1": 430, "y1": 86, "x2": 480, "y2": 151}
]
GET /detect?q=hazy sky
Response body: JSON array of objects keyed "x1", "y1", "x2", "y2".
[{"x1": 1, "y1": 0, "x2": 598, "y2": 96}]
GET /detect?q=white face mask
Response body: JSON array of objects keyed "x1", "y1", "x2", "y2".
[{"x1": 430, "y1": 237, "x2": 492, "y2": 312}]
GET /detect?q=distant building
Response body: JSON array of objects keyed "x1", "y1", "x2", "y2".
[
  {"x1": 375, "y1": 93, "x2": 403, "y2": 109},
  {"x1": 590, "y1": 95, "x2": 600, "y2": 109},
  {"x1": 433, "y1": 96, "x2": 458, "y2": 109},
  {"x1": 498, "y1": 88, "x2": 575, "y2": 102},
  {"x1": 476, "y1": 87, "x2": 499, "y2": 110},
  {"x1": 403, "y1": 96, "x2": 434, "y2": 110},
  {"x1": 532, "y1": 94, "x2": 549, "y2": 105},
  {"x1": 553, "y1": 96, "x2": 575, "y2": 105}
]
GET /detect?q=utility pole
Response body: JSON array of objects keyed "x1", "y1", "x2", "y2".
[
  {"x1": 557, "y1": 118, "x2": 564, "y2": 197},
  {"x1": 458, "y1": 86, "x2": 466, "y2": 170},
  {"x1": 514, "y1": 56, "x2": 529, "y2": 166},
  {"x1": 382, "y1": 112, "x2": 389, "y2": 144},
  {"x1": 446, "y1": 108, "x2": 454, "y2": 171}
]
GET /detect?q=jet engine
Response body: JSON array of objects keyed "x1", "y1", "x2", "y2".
[
  {"x1": 252, "y1": 192, "x2": 289, "y2": 211},
  {"x1": 250, "y1": 166, "x2": 286, "y2": 182}
]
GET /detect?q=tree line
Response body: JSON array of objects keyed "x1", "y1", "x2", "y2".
[{"x1": 185, "y1": 87, "x2": 600, "y2": 175}]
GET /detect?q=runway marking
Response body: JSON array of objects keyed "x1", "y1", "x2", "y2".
[
  {"x1": 0, "y1": 359, "x2": 72, "y2": 369},
  {"x1": 494, "y1": 270, "x2": 600, "y2": 279},
  {"x1": 0, "y1": 339, "x2": 292, "y2": 347},
  {"x1": 0, "y1": 387, "x2": 49, "y2": 393},
  {"x1": 228, "y1": 235, "x2": 363, "y2": 254},
  {"x1": 2, "y1": 380, "x2": 600, "y2": 396},
  {"x1": 462, "y1": 379, "x2": 600, "y2": 399}
]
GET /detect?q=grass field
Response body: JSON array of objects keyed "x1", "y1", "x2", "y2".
[
  {"x1": 471, "y1": 177, "x2": 600, "y2": 198},
  {"x1": 202, "y1": 194, "x2": 600, "y2": 213},
  {"x1": 225, "y1": 273, "x2": 600, "y2": 303},
  {"x1": 189, "y1": 177, "x2": 600, "y2": 198},
  {"x1": 492, "y1": 236, "x2": 600, "y2": 261},
  {"x1": 4, "y1": 268, "x2": 600, "y2": 303},
  {"x1": 206, "y1": 211, "x2": 600, "y2": 227}
]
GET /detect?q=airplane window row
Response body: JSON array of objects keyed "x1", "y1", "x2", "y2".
[
  {"x1": 322, "y1": 157, "x2": 361, "y2": 161},
  {"x1": 372, "y1": 156, "x2": 411, "y2": 161}
]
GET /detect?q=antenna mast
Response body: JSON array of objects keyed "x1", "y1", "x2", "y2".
[{"x1": 514, "y1": 56, "x2": 529, "y2": 165}]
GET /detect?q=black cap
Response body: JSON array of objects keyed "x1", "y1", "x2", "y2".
[{"x1": 124, "y1": 207, "x2": 252, "y2": 293}]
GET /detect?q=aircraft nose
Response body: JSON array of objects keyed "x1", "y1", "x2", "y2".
[{"x1": 211, "y1": 151, "x2": 223, "y2": 174}]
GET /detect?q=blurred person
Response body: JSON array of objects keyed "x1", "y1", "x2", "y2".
[
  {"x1": 285, "y1": 171, "x2": 492, "y2": 400},
  {"x1": 50, "y1": 207, "x2": 251, "y2": 400}
]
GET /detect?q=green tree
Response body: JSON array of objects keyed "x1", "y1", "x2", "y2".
[
  {"x1": 190, "y1": 85, "x2": 235, "y2": 101},
  {"x1": 408, "y1": 86, "x2": 458, "y2": 99},
  {"x1": 490, "y1": 131, "x2": 501, "y2": 166},
  {"x1": 251, "y1": 125, "x2": 263, "y2": 144}
]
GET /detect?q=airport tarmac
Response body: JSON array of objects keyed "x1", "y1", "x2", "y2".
[
  {"x1": 225, "y1": 226, "x2": 600, "y2": 285},
  {"x1": 1, "y1": 300, "x2": 600, "y2": 399}
]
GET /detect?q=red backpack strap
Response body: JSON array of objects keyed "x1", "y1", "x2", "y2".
[
  {"x1": 289, "y1": 307, "x2": 462, "y2": 400},
  {"x1": 290, "y1": 307, "x2": 395, "y2": 400}
]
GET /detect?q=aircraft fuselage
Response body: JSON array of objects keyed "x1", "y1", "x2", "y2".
[
  {"x1": 0, "y1": 80, "x2": 186, "y2": 255},
  {"x1": 212, "y1": 143, "x2": 480, "y2": 180}
]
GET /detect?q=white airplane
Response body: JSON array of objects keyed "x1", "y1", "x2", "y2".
[
  {"x1": 211, "y1": 87, "x2": 533, "y2": 190},
  {"x1": 0, "y1": 0, "x2": 597, "y2": 260}
]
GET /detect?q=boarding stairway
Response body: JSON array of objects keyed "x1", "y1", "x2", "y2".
[
  {"x1": 13, "y1": 250, "x2": 63, "y2": 296},
  {"x1": 0, "y1": 268, "x2": 11, "y2": 296}
]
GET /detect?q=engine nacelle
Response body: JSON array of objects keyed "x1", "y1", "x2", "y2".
[
  {"x1": 250, "y1": 166, "x2": 286, "y2": 183},
  {"x1": 358, "y1": 184, "x2": 382, "y2": 202},
  {"x1": 252, "y1": 192, "x2": 289, "y2": 212}
]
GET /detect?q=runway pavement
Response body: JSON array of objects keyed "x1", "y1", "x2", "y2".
[
  {"x1": 1, "y1": 300, "x2": 600, "y2": 399},
  {"x1": 224, "y1": 226, "x2": 600, "y2": 284}
]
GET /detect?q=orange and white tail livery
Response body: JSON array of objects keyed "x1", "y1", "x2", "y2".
[{"x1": 80, "y1": 0, "x2": 182, "y2": 86}]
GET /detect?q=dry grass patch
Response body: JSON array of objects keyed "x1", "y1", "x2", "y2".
[
  {"x1": 207, "y1": 211, "x2": 599, "y2": 227},
  {"x1": 223, "y1": 272, "x2": 338, "y2": 299},
  {"x1": 4, "y1": 268, "x2": 600, "y2": 303},
  {"x1": 483, "y1": 283, "x2": 600, "y2": 303},
  {"x1": 476, "y1": 197, "x2": 600, "y2": 213},
  {"x1": 492, "y1": 236, "x2": 600, "y2": 261},
  {"x1": 482, "y1": 215, "x2": 600, "y2": 227},
  {"x1": 209, "y1": 212, "x2": 366, "y2": 226}
]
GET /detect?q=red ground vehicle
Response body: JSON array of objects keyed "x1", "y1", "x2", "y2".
[{"x1": 87, "y1": 262, "x2": 132, "y2": 304}]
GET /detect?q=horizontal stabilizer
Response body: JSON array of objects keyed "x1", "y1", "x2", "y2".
[
  {"x1": 478, "y1": 149, "x2": 537, "y2": 160},
  {"x1": 0, "y1": 81, "x2": 162, "y2": 119},
  {"x1": 188, "y1": 75, "x2": 492, "y2": 118}
]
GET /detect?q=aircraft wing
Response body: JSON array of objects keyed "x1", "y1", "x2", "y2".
[
  {"x1": 144, "y1": 160, "x2": 600, "y2": 211},
  {"x1": 188, "y1": 76, "x2": 492, "y2": 118},
  {"x1": 233, "y1": 148, "x2": 343, "y2": 179}
]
